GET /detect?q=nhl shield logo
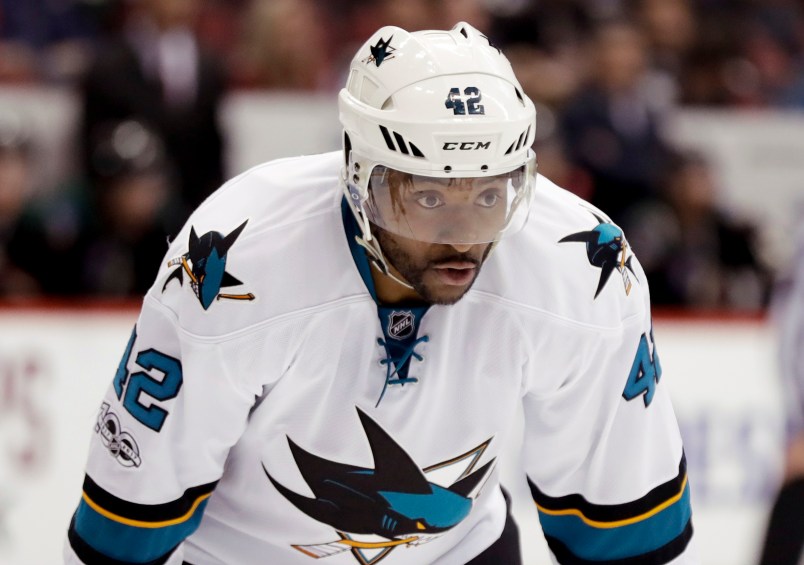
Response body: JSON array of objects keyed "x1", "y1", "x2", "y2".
[{"x1": 388, "y1": 311, "x2": 414, "y2": 340}]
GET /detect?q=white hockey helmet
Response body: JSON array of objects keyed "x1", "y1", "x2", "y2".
[{"x1": 340, "y1": 22, "x2": 537, "y2": 254}]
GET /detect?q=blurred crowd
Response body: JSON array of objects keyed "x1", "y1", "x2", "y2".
[{"x1": 1, "y1": 0, "x2": 795, "y2": 307}]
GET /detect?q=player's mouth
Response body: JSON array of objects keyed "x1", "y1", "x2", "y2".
[{"x1": 431, "y1": 261, "x2": 477, "y2": 286}]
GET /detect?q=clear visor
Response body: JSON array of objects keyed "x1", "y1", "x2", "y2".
[{"x1": 362, "y1": 155, "x2": 536, "y2": 245}]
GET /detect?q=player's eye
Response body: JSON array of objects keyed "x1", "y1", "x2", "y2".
[
  {"x1": 415, "y1": 193, "x2": 444, "y2": 209},
  {"x1": 475, "y1": 189, "x2": 501, "y2": 208}
]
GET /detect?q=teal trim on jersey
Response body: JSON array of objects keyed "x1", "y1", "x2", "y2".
[
  {"x1": 375, "y1": 334, "x2": 429, "y2": 406},
  {"x1": 379, "y1": 485, "x2": 472, "y2": 528},
  {"x1": 376, "y1": 305, "x2": 428, "y2": 406},
  {"x1": 73, "y1": 496, "x2": 209, "y2": 563},
  {"x1": 341, "y1": 198, "x2": 432, "y2": 406},
  {"x1": 536, "y1": 481, "x2": 692, "y2": 561},
  {"x1": 200, "y1": 248, "x2": 226, "y2": 309},
  {"x1": 341, "y1": 198, "x2": 378, "y2": 301}
]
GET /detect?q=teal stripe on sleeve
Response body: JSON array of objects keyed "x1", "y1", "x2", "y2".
[
  {"x1": 73, "y1": 496, "x2": 210, "y2": 564},
  {"x1": 536, "y1": 481, "x2": 692, "y2": 562}
]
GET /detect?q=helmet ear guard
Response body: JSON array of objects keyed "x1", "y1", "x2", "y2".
[{"x1": 339, "y1": 22, "x2": 537, "y2": 280}]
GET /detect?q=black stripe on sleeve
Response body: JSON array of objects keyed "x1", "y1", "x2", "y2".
[
  {"x1": 529, "y1": 452, "x2": 687, "y2": 523},
  {"x1": 544, "y1": 518, "x2": 694, "y2": 565},
  {"x1": 83, "y1": 474, "x2": 219, "y2": 523}
]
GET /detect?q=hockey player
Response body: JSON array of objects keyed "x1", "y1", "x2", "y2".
[
  {"x1": 65, "y1": 23, "x2": 696, "y2": 564},
  {"x1": 757, "y1": 224, "x2": 804, "y2": 565}
]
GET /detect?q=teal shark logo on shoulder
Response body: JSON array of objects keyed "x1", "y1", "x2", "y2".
[
  {"x1": 560, "y1": 210, "x2": 637, "y2": 298},
  {"x1": 162, "y1": 220, "x2": 254, "y2": 309},
  {"x1": 264, "y1": 407, "x2": 495, "y2": 563}
]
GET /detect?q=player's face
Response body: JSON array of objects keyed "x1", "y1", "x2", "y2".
[
  {"x1": 367, "y1": 168, "x2": 516, "y2": 245},
  {"x1": 373, "y1": 224, "x2": 494, "y2": 305}
]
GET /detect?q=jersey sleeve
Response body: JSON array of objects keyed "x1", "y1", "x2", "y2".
[
  {"x1": 65, "y1": 295, "x2": 258, "y2": 564},
  {"x1": 520, "y1": 285, "x2": 695, "y2": 563}
]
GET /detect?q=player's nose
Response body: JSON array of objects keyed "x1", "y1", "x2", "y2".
[
  {"x1": 438, "y1": 208, "x2": 480, "y2": 247},
  {"x1": 449, "y1": 243, "x2": 473, "y2": 253}
]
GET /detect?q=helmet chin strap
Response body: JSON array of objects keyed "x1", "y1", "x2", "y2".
[
  {"x1": 354, "y1": 231, "x2": 415, "y2": 291},
  {"x1": 342, "y1": 163, "x2": 415, "y2": 291}
]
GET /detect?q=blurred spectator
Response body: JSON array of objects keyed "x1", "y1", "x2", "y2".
[
  {"x1": 634, "y1": 0, "x2": 696, "y2": 95},
  {"x1": 676, "y1": 2, "x2": 745, "y2": 106},
  {"x1": 758, "y1": 218, "x2": 804, "y2": 564},
  {"x1": 487, "y1": 1, "x2": 589, "y2": 112},
  {"x1": 0, "y1": 114, "x2": 39, "y2": 296},
  {"x1": 489, "y1": 0, "x2": 597, "y2": 50},
  {"x1": 737, "y1": 22, "x2": 804, "y2": 108},
  {"x1": 12, "y1": 120, "x2": 176, "y2": 297},
  {"x1": 0, "y1": 0, "x2": 102, "y2": 82},
  {"x1": 624, "y1": 150, "x2": 770, "y2": 309},
  {"x1": 80, "y1": 0, "x2": 226, "y2": 229},
  {"x1": 559, "y1": 19, "x2": 674, "y2": 228},
  {"x1": 362, "y1": 0, "x2": 444, "y2": 33},
  {"x1": 533, "y1": 138, "x2": 593, "y2": 201},
  {"x1": 503, "y1": 44, "x2": 584, "y2": 115},
  {"x1": 79, "y1": 120, "x2": 176, "y2": 295},
  {"x1": 195, "y1": 0, "x2": 248, "y2": 59},
  {"x1": 440, "y1": 0, "x2": 493, "y2": 32},
  {"x1": 232, "y1": 0, "x2": 332, "y2": 90},
  {"x1": 676, "y1": 0, "x2": 804, "y2": 107}
]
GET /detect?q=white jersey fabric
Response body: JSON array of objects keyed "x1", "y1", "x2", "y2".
[{"x1": 66, "y1": 151, "x2": 695, "y2": 565}]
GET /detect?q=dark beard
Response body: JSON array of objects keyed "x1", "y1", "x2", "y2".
[{"x1": 372, "y1": 226, "x2": 492, "y2": 305}]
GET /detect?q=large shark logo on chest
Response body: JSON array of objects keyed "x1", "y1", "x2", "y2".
[{"x1": 264, "y1": 407, "x2": 495, "y2": 563}]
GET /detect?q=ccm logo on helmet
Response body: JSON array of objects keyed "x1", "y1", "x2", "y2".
[{"x1": 442, "y1": 141, "x2": 491, "y2": 150}]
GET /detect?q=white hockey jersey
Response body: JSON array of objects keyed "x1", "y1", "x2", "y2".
[{"x1": 66, "y1": 151, "x2": 695, "y2": 564}]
